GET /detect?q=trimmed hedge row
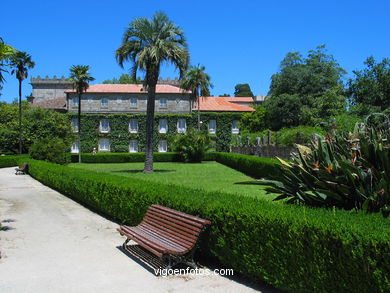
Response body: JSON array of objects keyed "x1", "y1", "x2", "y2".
[
  {"x1": 214, "y1": 152, "x2": 282, "y2": 179},
  {"x1": 25, "y1": 158, "x2": 390, "y2": 293},
  {"x1": 0, "y1": 155, "x2": 29, "y2": 168}
]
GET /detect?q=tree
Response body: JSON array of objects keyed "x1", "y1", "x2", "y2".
[
  {"x1": 102, "y1": 73, "x2": 142, "y2": 84},
  {"x1": 181, "y1": 64, "x2": 213, "y2": 131},
  {"x1": 347, "y1": 56, "x2": 390, "y2": 110},
  {"x1": 234, "y1": 83, "x2": 254, "y2": 97},
  {"x1": 69, "y1": 65, "x2": 95, "y2": 163},
  {"x1": 239, "y1": 105, "x2": 267, "y2": 133},
  {"x1": 219, "y1": 93, "x2": 230, "y2": 97},
  {"x1": 115, "y1": 12, "x2": 189, "y2": 173},
  {"x1": 0, "y1": 38, "x2": 17, "y2": 94},
  {"x1": 9, "y1": 51, "x2": 35, "y2": 154}
]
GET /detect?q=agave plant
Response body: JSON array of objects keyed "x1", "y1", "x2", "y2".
[{"x1": 243, "y1": 128, "x2": 390, "y2": 216}]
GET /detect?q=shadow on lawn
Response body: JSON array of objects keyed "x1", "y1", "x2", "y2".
[{"x1": 112, "y1": 170, "x2": 175, "y2": 174}]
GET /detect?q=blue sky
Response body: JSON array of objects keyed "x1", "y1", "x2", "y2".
[{"x1": 1, "y1": 0, "x2": 389, "y2": 103}]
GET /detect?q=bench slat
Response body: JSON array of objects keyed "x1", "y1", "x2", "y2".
[
  {"x1": 152, "y1": 205, "x2": 211, "y2": 226},
  {"x1": 149, "y1": 206, "x2": 205, "y2": 228},
  {"x1": 146, "y1": 210, "x2": 202, "y2": 234},
  {"x1": 144, "y1": 213, "x2": 201, "y2": 237}
]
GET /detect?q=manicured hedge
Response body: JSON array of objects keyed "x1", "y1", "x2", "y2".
[
  {"x1": 26, "y1": 158, "x2": 390, "y2": 293},
  {"x1": 214, "y1": 152, "x2": 282, "y2": 179},
  {"x1": 0, "y1": 155, "x2": 29, "y2": 168}
]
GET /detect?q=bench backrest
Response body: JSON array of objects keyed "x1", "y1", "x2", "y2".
[{"x1": 142, "y1": 204, "x2": 211, "y2": 250}]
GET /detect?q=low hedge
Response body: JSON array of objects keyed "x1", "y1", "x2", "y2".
[
  {"x1": 214, "y1": 152, "x2": 282, "y2": 179},
  {"x1": 0, "y1": 155, "x2": 29, "y2": 168},
  {"x1": 25, "y1": 158, "x2": 390, "y2": 292},
  {"x1": 70, "y1": 152, "x2": 216, "y2": 163}
]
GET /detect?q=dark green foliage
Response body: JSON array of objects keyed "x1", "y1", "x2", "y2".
[
  {"x1": 214, "y1": 152, "x2": 281, "y2": 179},
  {"x1": 234, "y1": 83, "x2": 254, "y2": 97},
  {"x1": 0, "y1": 154, "x2": 29, "y2": 168},
  {"x1": 171, "y1": 129, "x2": 211, "y2": 162},
  {"x1": 347, "y1": 56, "x2": 390, "y2": 110},
  {"x1": 239, "y1": 105, "x2": 266, "y2": 133},
  {"x1": 257, "y1": 129, "x2": 390, "y2": 215},
  {"x1": 70, "y1": 152, "x2": 184, "y2": 163},
  {"x1": 29, "y1": 138, "x2": 70, "y2": 165},
  {"x1": 25, "y1": 158, "x2": 390, "y2": 292},
  {"x1": 274, "y1": 126, "x2": 326, "y2": 146},
  {"x1": 69, "y1": 112, "x2": 242, "y2": 153}
]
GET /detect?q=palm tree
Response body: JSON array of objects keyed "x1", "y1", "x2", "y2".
[
  {"x1": 10, "y1": 51, "x2": 35, "y2": 154},
  {"x1": 69, "y1": 65, "x2": 95, "y2": 163},
  {"x1": 181, "y1": 64, "x2": 213, "y2": 131},
  {"x1": 115, "y1": 12, "x2": 189, "y2": 173},
  {"x1": 0, "y1": 38, "x2": 17, "y2": 91}
]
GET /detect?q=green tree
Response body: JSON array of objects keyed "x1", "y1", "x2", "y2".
[
  {"x1": 219, "y1": 93, "x2": 230, "y2": 97},
  {"x1": 181, "y1": 64, "x2": 213, "y2": 131},
  {"x1": 311, "y1": 86, "x2": 346, "y2": 122},
  {"x1": 234, "y1": 83, "x2": 254, "y2": 97},
  {"x1": 102, "y1": 73, "x2": 142, "y2": 84},
  {"x1": 9, "y1": 51, "x2": 35, "y2": 154},
  {"x1": 239, "y1": 105, "x2": 267, "y2": 132},
  {"x1": 347, "y1": 56, "x2": 390, "y2": 110},
  {"x1": 0, "y1": 38, "x2": 17, "y2": 93},
  {"x1": 115, "y1": 12, "x2": 189, "y2": 173},
  {"x1": 69, "y1": 65, "x2": 95, "y2": 163}
]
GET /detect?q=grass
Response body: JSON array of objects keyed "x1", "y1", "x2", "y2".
[{"x1": 69, "y1": 161, "x2": 276, "y2": 200}]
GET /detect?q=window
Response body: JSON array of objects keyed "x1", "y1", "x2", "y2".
[
  {"x1": 129, "y1": 119, "x2": 138, "y2": 133},
  {"x1": 117, "y1": 97, "x2": 122, "y2": 103},
  {"x1": 208, "y1": 120, "x2": 216, "y2": 134},
  {"x1": 72, "y1": 118, "x2": 79, "y2": 132},
  {"x1": 129, "y1": 140, "x2": 138, "y2": 153},
  {"x1": 130, "y1": 97, "x2": 137, "y2": 108},
  {"x1": 159, "y1": 119, "x2": 168, "y2": 133},
  {"x1": 159, "y1": 98, "x2": 167, "y2": 108},
  {"x1": 71, "y1": 141, "x2": 79, "y2": 153},
  {"x1": 101, "y1": 97, "x2": 109, "y2": 107},
  {"x1": 177, "y1": 119, "x2": 186, "y2": 133},
  {"x1": 232, "y1": 120, "x2": 239, "y2": 134},
  {"x1": 87, "y1": 96, "x2": 92, "y2": 103},
  {"x1": 99, "y1": 119, "x2": 110, "y2": 133},
  {"x1": 98, "y1": 138, "x2": 110, "y2": 151},
  {"x1": 72, "y1": 96, "x2": 79, "y2": 107},
  {"x1": 158, "y1": 140, "x2": 167, "y2": 153}
]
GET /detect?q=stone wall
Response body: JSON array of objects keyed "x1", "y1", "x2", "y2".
[
  {"x1": 30, "y1": 76, "x2": 73, "y2": 102},
  {"x1": 67, "y1": 93, "x2": 191, "y2": 114},
  {"x1": 230, "y1": 145, "x2": 296, "y2": 159}
]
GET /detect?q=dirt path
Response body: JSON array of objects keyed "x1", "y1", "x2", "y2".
[{"x1": 0, "y1": 167, "x2": 279, "y2": 293}]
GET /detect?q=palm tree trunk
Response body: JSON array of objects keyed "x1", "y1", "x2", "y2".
[
  {"x1": 18, "y1": 79, "x2": 22, "y2": 154},
  {"x1": 197, "y1": 96, "x2": 200, "y2": 132},
  {"x1": 144, "y1": 81, "x2": 157, "y2": 173},
  {"x1": 78, "y1": 93, "x2": 82, "y2": 163}
]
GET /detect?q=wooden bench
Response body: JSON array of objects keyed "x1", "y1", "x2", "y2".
[
  {"x1": 15, "y1": 163, "x2": 28, "y2": 175},
  {"x1": 117, "y1": 204, "x2": 211, "y2": 269}
]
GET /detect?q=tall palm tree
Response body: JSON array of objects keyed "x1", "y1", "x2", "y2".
[
  {"x1": 116, "y1": 12, "x2": 189, "y2": 173},
  {"x1": 10, "y1": 51, "x2": 35, "y2": 154},
  {"x1": 181, "y1": 64, "x2": 213, "y2": 131},
  {"x1": 69, "y1": 65, "x2": 95, "y2": 163}
]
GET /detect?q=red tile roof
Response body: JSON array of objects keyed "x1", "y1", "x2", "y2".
[
  {"x1": 196, "y1": 97, "x2": 255, "y2": 112},
  {"x1": 31, "y1": 96, "x2": 67, "y2": 110},
  {"x1": 65, "y1": 84, "x2": 190, "y2": 94}
]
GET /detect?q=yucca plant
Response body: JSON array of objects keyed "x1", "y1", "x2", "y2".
[
  {"x1": 243, "y1": 128, "x2": 390, "y2": 216},
  {"x1": 171, "y1": 129, "x2": 211, "y2": 162}
]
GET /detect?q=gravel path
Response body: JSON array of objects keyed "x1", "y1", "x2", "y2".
[{"x1": 0, "y1": 167, "x2": 279, "y2": 293}]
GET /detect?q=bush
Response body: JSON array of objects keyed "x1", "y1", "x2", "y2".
[
  {"x1": 214, "y1": 152, "x2": 281, "y2": 179},
  {"x1": 171, "y1": 129, "x2": 211, "y2": 162},
  {"x1": 25, "y1": 158, "x2": 390, "y2": 293},
  {"x1": 29, "y1": 138, "x2": 70, "y2": 165},
  {"x1": 0, "y1": 154, "x2": 29, "y2": 168},
  {"x1": 274, "y1": 126, "x2": 326, "y2": 146}
]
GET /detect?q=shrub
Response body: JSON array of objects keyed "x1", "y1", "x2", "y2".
[
  {"x1": 29, "y1": 138, "x2": 70, "y2": 165},
  {"x1": 171, "y1": 129, "x2": 211, "y2": 162},
  {"x1": 214, "y1": 152, "x2": 281, "y2": 179},
  {"x1": 25, "y1": 158, "x2": 390, "y2": 293},
  {"x1": 274, "y1": 126, "x2": 326, "y2": 146},
  {"x1": 0, "y1": 154, "x2": 29, "y2": 168}
]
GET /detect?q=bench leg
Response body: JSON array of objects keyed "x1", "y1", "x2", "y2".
[{"x1": 122, "y1": 238, "x2": 130, "y2": 250}]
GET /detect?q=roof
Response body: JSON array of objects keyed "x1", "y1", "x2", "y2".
[
  {"x1": 65, "y1": 84, "x2": 190, "y2": 94},
  {"x1": 31, "y1": 96, "x2": 67, "y2": 110},
  {"x1": 225, "y1": 97, "x2": 254, "y2": 103},
  {"x1": 196, "y1": 97, "x2": 255, "y2": 112}
]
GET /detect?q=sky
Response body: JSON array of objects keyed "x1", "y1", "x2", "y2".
[{"x1": 1, "y1": 0, "x2": 389, "y2": 103}]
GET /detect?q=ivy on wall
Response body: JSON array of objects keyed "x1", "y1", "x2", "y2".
[{"x1": 67, "y1": 112, "x2": 242, "y2": 153}]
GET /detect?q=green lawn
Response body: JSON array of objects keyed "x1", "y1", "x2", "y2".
[{"x1": 69, "y1": 161, "x2": 276, "y2": 200}]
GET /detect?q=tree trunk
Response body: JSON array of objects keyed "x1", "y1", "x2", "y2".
[
  {"x1": 197, "y1": 96, "x2": 200, "y2": 132},
  {"x1": 78, "y1": 92, "x2": 82, "y2": 163},
  {"x1": 18, "y1": 79, "x2": 22, "y2": 155},
  {"x1": 143, "y1": 81, "x2": 157, "y2": 173}
]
